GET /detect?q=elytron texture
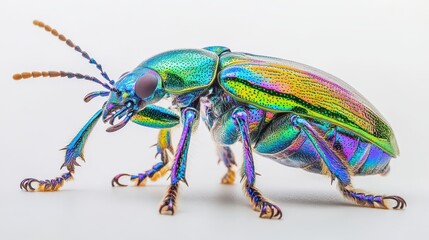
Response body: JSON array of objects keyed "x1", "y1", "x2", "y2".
[{"x1": 14, "y1": 20, "x2": 406, "y2": 219}]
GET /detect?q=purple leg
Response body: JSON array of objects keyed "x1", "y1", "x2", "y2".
[
  {"x1": 291, "y1": 114, "x2": 406, "y2": 210},
  {"x1": 159, "y1": 108, "x2": 198, "y2": 215},
  {"x1": 112, "y1": 161, "x2": 170, "y2": 187},
  {"x1": 340, "y1": 184, "x2": 406, "y2": 209},
  {"x1": 233, "y1": 107, "x2": 282, "y2": 219},
  {"x1": 20, "y1": 172, "x2": 73, "y2": 192}
]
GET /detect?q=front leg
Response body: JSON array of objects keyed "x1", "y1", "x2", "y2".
[
  {"x1": 112, "y1": 129, "x2": 174, "y2": 187},
  {"x1": 232, "y1": 108, "x2": 282, "y2": 219},
  {"x1": 159, "y1": 107, "x2": 198, "y2": 215},
  {"x1": 20, "y1": 109, "x2": 102, "y2": 191}
]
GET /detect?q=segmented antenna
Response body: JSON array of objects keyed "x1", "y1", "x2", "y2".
[
  {"x1": 32, "y1": 20, "x2": 114, "y2": 86},
  {"x1": 13, "y1": 71, "x2": 114, "y2": 91}
]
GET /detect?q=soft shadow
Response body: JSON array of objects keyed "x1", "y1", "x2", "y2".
[
  {"x1": 214, "y1": 187, "x2": 354, "y2": 208},
  {"x1": 109, "y1": 184, "x2": 355, "y2": 209},
  {"x1": 269, "y1": 190, "x2": 353, "y2": 208}
]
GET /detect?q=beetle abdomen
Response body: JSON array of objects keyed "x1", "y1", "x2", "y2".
[
  {"x1": 254, "y1": 114, "x2": 391, "y2": 176},
  {"x1": 218, "y1": 52, "x2": 399, "y2": 157},
  {"x1": 323, "y1": 125, "x2": 391, "y2": 175}
]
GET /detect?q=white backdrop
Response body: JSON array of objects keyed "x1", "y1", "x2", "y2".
[{"x1": 1, "y1": 0, "x2": 428, "y2": 239}]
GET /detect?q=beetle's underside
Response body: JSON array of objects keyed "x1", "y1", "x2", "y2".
[{"x1": 15, "y1": 20, "x2": 405, "y2": 219}]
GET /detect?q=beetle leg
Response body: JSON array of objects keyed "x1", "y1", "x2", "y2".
[
  {"x1": 244, "y1": 183, "x2": 282, "y2": 219},
  {"x1": 112, "y1": 161, "x2": 171, "y2": 187},
  {"x1": 20, "y1": 109, "x2": 102, "y2": 192},
  {"x1": 233, "y1": 107, "x2": 282, "y2": 219},
  {"x1": 217, "y1": 146, "x2": 237, "y2": 184},
  {"x1": 20, "y1": 172, "x2": 73, "y2": 192},
  {"x1": 159, "y1": 183, "x2": 179, "y2": 215},
  {"x1": 290, "y1": 115, "x2": 351, "y2": 185},
  {"x1": 290, "y1": 114, "x2": 406, "y2": 210},
  {"x1": 159, "y1": 108, "x2": 198, "y2": 215},
  {"x1": 112, "y1": 129, "x2": 173, "y2": 187},
  {"x1": 339, "y1": 184, "x2": 406, "y2": 209}
]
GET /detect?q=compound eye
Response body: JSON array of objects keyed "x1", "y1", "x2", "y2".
[{"x1": 134, "y1": 72, "x2": 159, "y2": 99}]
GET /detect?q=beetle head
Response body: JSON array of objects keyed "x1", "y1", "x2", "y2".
[
  {"x1": 102, "y1": 68, "x2": 165, "y2": 132},
  {"x1": 12, "y1": 20, "x2": 168, "y2": 133}
]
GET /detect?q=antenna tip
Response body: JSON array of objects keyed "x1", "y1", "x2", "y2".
[
  {"x1": 33, "y1": 20, "x2": 43, "y2": 27},
  {"x1": 12, "y1": 73, "x2": 22, "y2": 80},
  {"x1": 13, "y1": 71, "x2": 43, "y2": 80}
]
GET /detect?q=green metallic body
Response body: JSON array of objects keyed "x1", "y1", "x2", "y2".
[
  {"x1": 138, "y1": 49, "x2": 219, "y2": 94},
  {"x1": 129, "y1": 47, "x2": 398, "y2": 177},
  {"x1": 16, "y1": 20, "x2": 406, "y2": 216},
  {"x1": 135, "y1": 48, "x2": 398, "y2": 158}
]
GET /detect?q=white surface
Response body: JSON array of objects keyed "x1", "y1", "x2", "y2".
[{"x1": 1, "y1": 0, "x2": 428, "y2": 239}]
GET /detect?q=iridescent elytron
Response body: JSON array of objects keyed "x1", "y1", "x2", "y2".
[{"x1": 14, "y1": 20, "x2": 406, "y2": 219}]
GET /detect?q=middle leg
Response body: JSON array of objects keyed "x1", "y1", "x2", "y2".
[
  {"x1": 216, "y1": 145, "x2": 237, "y2": 184},
  {"x1": 232, "y1": 108, "x2": 282, "y2": 219}
]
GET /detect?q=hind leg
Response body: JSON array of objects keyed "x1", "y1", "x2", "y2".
[
  {"x1": 217, "y1": 146, "x2": 236, "y2": 184},
  {"x1": 339, "y1": 184, "x2": 406, "y2": 209},
  {"x1": 112, "y1": 129, "x2": 173, "y2": 187},
  {"x1": 291, "y1": 115, "x2": 406, "y2": 210}
]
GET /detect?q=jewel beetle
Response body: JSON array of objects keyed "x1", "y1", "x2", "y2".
[{"x1": 14, "y1": 20, "x2": 405, "y2": 219}]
